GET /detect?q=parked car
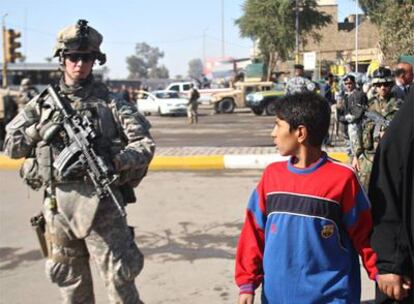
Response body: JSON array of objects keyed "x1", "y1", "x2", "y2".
[
  {"x1": 245, "y1": 83, "x2": 285, "y2": 116},
  {"x1": 136, "y1": 90, "x2": 188, "y2": 116},
  {"x1": 210, "y1": 81, "x2": 274, "y2": 114}
]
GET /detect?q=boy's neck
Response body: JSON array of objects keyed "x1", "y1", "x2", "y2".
[{"x1": 292, "y1": 146, "x2": 324, "y2": 169}]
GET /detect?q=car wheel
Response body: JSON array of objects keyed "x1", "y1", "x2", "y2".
[
  {"x1": 219, "y1": 98, "x2": 235, "y2": 113},
  {"x1": 265, "y1": 100, "x2": 277, "y2": 116},
  {"x1": 251, "y1": 107, "x2": 264, "y2": 115}
]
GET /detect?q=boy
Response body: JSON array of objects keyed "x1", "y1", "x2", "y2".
[{"x1": 235, "y1": 92, "x2": 377, "y2": 303}]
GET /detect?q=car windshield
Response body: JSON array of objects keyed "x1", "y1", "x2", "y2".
[{"x1": 154, "y1": 91, "x2": 180, "y2": 99}]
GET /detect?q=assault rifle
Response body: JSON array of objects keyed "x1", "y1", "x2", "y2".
[
  {"x1": 364, "y1": 111, "x2": 390, "y2": 139},
  {"x1": 44, "y1": 85, "x2": 126, "y2": 217}
]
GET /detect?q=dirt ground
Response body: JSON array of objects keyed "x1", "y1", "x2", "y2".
[{"x1": 0, "y1": 170, "x2": 374, "y2": 303}]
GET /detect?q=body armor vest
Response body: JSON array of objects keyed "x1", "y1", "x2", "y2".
[{"x1": 35, "y1": 82, "x2": 123, "y2": 185}]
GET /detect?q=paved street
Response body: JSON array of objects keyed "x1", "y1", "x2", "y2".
[
  {"x1": 145, "y1": 106, "x2": 277, "y2": 147},
  {"x1": 142, "y1": 105, "x2": 346, "y2": 150},
  {"x1": 0, "y1": 170, "x2": 374, "y2": 303}
]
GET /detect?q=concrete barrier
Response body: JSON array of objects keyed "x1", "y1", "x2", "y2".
[{"x1": 0, "y1": 152, "x2": 349, "y2": 171}]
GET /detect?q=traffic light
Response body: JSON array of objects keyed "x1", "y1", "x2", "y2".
[{"x1": 4, "y1": 29, "x2": 22, "y2": 63}]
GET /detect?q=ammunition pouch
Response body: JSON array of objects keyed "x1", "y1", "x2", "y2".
[{"x1": 30, "y1": 214, "x2": 48, "y2": 257}]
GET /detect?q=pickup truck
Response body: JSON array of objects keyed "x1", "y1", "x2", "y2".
[{"x1": 166, "y1": 81, "x2": 232, "y2": 105}]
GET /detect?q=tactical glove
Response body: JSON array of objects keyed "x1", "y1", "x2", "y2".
[{"x1": 345, "y1": 114, "x2": 355, "y2": 123}]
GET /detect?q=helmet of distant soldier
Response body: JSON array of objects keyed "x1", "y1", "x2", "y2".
[
  {"x1": 53, "y1": 19, "x2": 106, "y2": 65},
  {"x1": 371, "y1": 67, "x2": 394, "y2": 85},
  {"x1": 20, "y1": 78, "x2": 31, "y2": 87}
]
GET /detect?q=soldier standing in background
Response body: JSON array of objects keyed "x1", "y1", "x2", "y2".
[
  {"x1": 17, "y1": 78, "x2": 39, "y2": 112},
  {"x1": 187, "y1": 86, "x2": 200, "y2": 124},
  {"x1": 351, "y1": 67, "x2": 402, "y2": 190},
  {"x1": 3, "y1": 20, "x2": 155, "y2": 304},
  {"x1": 285, "y1": 64, "x2": 315, "y2": 95},
  {"x1": 342, "y1": 75, "x2": 367, "y2": 158}
]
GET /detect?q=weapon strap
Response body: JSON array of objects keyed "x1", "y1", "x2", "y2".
[{"x1": 48, "y1": 146, "x2": 57, "y2": 211}]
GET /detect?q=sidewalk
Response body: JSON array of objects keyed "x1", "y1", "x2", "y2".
[{"x1": 0, "y1": 146, "x2": 349, "y2": 171}]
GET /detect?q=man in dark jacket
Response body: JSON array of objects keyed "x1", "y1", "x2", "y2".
[
  {"x1": 369, "y1": 86, "x2": 414, "y2": 303},
  {"x1": 343, "y1": 75, "x2": 367, "y2": 158}
]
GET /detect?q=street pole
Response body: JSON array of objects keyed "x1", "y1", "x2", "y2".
[
  {"x1": 355, "y1": 0, "x2": 359, "y2": 72},
  {"x1": 2, "y1": 14, "x2": 8, "y2": 88},
  {"x1": 221, "y1": 0, "x2": 225, "y2": 58},
  {"x1": 202, "y1": 28, "x2": 208, "y2": 66},
  {"x1": 295, "y1": 0, "x2": 299, "y2": 64}
]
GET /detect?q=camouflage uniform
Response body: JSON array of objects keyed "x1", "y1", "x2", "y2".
[
  {"x1": 354, "y1": 68, "x2": 402, "y2": 190},
  {"x1": 187, "y1": 88, "x2": 199, "y2": 124},
  {"x1": 3, "y1": 20, "x2": 155, "y2": 304},
  {"x1": 285, "y1": 76, "x2": 315, "y2": 95}
]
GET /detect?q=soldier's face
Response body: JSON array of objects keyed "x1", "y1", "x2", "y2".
[
  {"x1": 344, "y1": 81, "x2": 355, "y2": 92},
  {"x1": 64, "y1": 52, "x2": 95, "y2": 83},
  {"x1": 375, "y1": 83, "x2": 392, "y2": 97}
]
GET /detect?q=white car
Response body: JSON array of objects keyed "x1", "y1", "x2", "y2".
[{"x1": 136, "y1": 90, "x2": 188, "y2": 116}]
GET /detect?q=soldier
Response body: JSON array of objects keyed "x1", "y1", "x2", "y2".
[
  {"x1": 3, "y1": 20, "x2": 155, "y2": 304},
  {"x1": 187, "y1": 86, "x2": 200, "y2": 124},
  {"x1": 342, "y1": 75, "x2": 367, "y2": 158},
  {"x1": 351, "y1": 67, "x2": 402, "y2": 190},
  {"x1": 285, "y1": 64, "x2": 315, "y2": 95},
  {"x1": 17, "y1": 78, "x2": 39, "y2": 112}
]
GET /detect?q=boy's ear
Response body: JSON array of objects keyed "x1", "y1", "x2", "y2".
[{"x1": 296, "y1": 125, "x2": 308, "y2": 144}]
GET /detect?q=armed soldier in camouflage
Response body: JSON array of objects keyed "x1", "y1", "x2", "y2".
[
  {"x1": 285, "y1": 64, "x2": 315, "y2": 95},
  {"x1": 3, "y1": 20, "x2": 155, "y2": 304},
  {"x1": 351, "y1": 67, "x2": 402, "y2": 190}
]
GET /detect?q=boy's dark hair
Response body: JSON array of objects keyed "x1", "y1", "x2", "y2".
[{"x1": 274, "y1": 92, "x2": 331, "y2": 147}]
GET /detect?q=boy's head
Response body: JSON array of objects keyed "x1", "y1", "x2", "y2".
[{"x1": 271, "y1": 92, "x2": 331, "y2": 155}]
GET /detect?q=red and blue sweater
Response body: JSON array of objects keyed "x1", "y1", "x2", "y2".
[{"x1": 235, "y1": 153, "x2": 377, "y2": 303}]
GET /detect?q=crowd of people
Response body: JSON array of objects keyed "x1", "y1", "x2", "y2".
[
  {"x1": 237, "y1": 62, "x2": 413, "y2": 303},
  {"x1": 285, "y1": 59, "x2": 413, "y2": 189}
]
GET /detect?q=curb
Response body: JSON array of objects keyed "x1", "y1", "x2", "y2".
[{"x1": 0, "y1": 152, "x2": 349, "y2": 171}]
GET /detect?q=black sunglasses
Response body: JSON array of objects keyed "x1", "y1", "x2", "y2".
[
  {"x1": 66, "y1": 53, "x2": 95, "y2": 63},
  {"x1": 374, "y1": 82, "x2": 393, "y2": 88}
]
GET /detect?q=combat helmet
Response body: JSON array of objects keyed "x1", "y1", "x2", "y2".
[
  {"x1": 53, "y1": 19, "x2": 106, "y2": 65},
  {"x1": 371, "y1": 67, "x2": 394, "y2": 85}
]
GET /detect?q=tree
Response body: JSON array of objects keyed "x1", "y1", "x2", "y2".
[
  {"x1": 188, "y1": 58, "x2": 204, "y2": 80},
  {"x1": 149, "y1": 64, "x2": 170, "y2": 79},
  {"x1": 358, "y1": 0, "x2": 414, "y2": 62},
  {"x1": 235, "y1": 0, "x2": 331, "y2": 80},
  {"x1": 126, "y1": 42, "x2": 166, "y2": 79}
]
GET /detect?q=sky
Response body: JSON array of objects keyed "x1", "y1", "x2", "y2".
[{"x1": 1, "y1": 0, "x2": 363, "y2": 79}]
